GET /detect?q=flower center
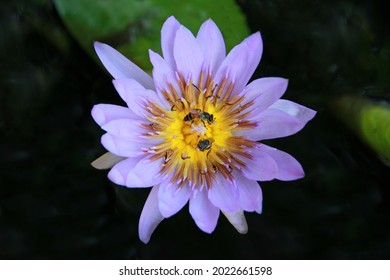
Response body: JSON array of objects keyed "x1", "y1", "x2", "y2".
[{"x1": 143, "y1": 73, "x2": 257, "y2": 189}]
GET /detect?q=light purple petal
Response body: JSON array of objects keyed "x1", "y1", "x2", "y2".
[
  {"x1": 208, "y1": 174, "x2": 240, "y2": 213},
  {"x1": 237, "y1": 102, "x2": 315, "y2": 141},
  {"x1": 214, "y1": 32, "x2": 263, "y2": 95},
  {"x1": 189, "y1": 188, "x2": 220, "y2": 233},
  {"x1": 240, "y1": 146, "x2": 278, "y2": 181},
  {"x1": 102, "y1": 119, "x2": 164, "y2": 145},
  {"x1": 262, "y1": 144, "x2": 305, "y2": 181},
  {"x1": 107, "y1": 157, "x2": 142, "y2": 186},
  {"x1": 91, "y1": 104, "x2": 141, "y2": 126},
  {"x1": 248, "y1": 109, "x2": 301, "y2": 140},
  {"x1": 234, "y1": 171, "x2": 263, "y2": 213},
  {"x1": 196, "y1": 19, "x2": 226, "y2": 76},
  {"x1": 139, "y1": 185, "x2": 164, "y2": 244},
  {"x1": 222, "y1": 210, "x2": 248, "y2": 234},
  {"x1": 173, "y1": 25, "x2": 204, "y2": 85},
  {"x1": 242, "y1": 77, "x2": 288, "y2": 115},
  {"x1": 126, "y1": 155, "x2": 163, "y2": 188},
  {"x1": 94, "y1": 42, "x2": 154, "y2": 89},
  {"x1": 102, "y1": 119, "x2": 147, "y2": 141},
  {"x1": 101, "y1": 133, "x2": 148, "y2": 157},
  {"x1": 158, "y1": 182, "x2": 191, "y2": 218},
  {"x1": 113, "y1": 78, "x2": 169, "y2": 117},
  {"x1": 161, "y1": 16, "x2": 181, "y2": 70},
  {"x1": 149, "y1": 50, "x2": 181, "y2": 97}
]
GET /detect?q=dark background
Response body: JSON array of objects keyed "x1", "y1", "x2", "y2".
[{"x1": 1, "y1": 0, "x2": 390, "y2": 259}]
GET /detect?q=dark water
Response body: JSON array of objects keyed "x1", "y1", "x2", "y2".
[{"x1": 1, "y1": 0, "x2": 390, "y2": 259}]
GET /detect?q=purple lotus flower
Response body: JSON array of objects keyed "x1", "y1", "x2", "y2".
[{"x1": 91, "y1": 16, "x2": 316, "y2": 243}]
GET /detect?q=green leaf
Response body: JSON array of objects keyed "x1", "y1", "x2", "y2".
[
  {"x1": 54, "y1": 0, "x2": 250, "y2": 70},
  {"x1": 332, "y1": 95, "x2": 390, "y2": 164}
]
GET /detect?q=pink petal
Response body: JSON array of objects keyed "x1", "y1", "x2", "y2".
[
  {"x1": 91, "y1": 104, "x2": 140, "y2": 126},
  {"x1": 149, "y1": 50, "x2": 181, "y2": 97},
  {"x1": 242, "y1": 77, "x2": 288, "y2": 115},
  {"x1": 222, "y1": 210, "x2": 248, "y2": 234},
  {"x1": 208, "y1": 174, "x2": 240, "y2": 213},
  {"x1": 173, "y1": 25, "x2": 204, "y2": 85},
  {"x1": 113, "y1": 78, "x2": 168, "y2": 117},
  {"x1": 158, "y1": 182, "x2": 191, "y2": 218},
  {"x1": 93, "y1": 42, "x2": 154, "y2": 89},
  {"x1": 107, "y1": 157, "x2": 142, "y2": 186},
  {"x1": 240, "y1": 146, "x2": 278, "y2": 181},
  {"x1": 189, "y1": 188, "x2": 220, "y2": 233},
  {"x1": 214, "y1": 32, "x2": 263, "y2": 95},
  {"x1": 262, "y1": 144, "x2": 305, "y2": 181},
  {"x1": 101, "y1": 133, "x2": 149, "y2": 157},
  {"x1": 196, "y1": 19, "x2": 226, "y2": 76},
  {"x1": 234, "y1": 171, "x2": 263, "y2": 213},
  {"x1": 161, "y1": 16, "x2": 181, "y2": 70},
  {"x1": 139, "y1": 185, "x2": 164, "y2": 244},
  {"x1": 126, "y1": 155, "x2": 163, "y2": 188}
]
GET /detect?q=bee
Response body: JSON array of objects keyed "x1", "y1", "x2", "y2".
[
  {"x1": 183, "y1": 109, "x2": 203, "y2": 122},
  {"x1": 183, "y1": 109, "x2": 214, "y2": 126},
  {"x1": 199, "y1": 112, "x2": 214, "y2": 125},
  {"x1": 197, "y1": 138, "x2": 212, "y2": 152}
]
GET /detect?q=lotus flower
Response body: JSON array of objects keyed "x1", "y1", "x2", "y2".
[{"x1": 91, "y1": 16, "x2": 316, "y2": 243}]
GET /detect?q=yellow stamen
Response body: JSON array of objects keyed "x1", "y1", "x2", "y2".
[{"x1": 143, "y1": 76, "x2": 257, "y2": 189}]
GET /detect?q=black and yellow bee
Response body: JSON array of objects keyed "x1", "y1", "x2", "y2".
[
  {"x1": 197, "y1": 138, "x2": 212, "y2": 152},
  {"x1": 183, "y1": 109, "x2": 214, "y2": 126}
]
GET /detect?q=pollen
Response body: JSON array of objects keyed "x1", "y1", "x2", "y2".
[{"x1": 142, "y1": 72, "x2": 257, "y2": 189}]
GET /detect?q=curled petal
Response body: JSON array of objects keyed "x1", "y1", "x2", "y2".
[
  {"x1": 208, "y1": 174, "x2": 240, "y2": 213},
  {"x1": 91, "y1": 104, "x2": 140, "y2": 126},
  {"x1": 271, "y1": 99, "x2": 316, "y2": 123},
  {"x1": 158, "y1": 182, "x2": 191, "y2": 218},
  {"x1": 107, "y1": 157, "x2": 142, "y2": 186},
  {"x1": 189, "y1": 189, "x2": 219, "y2": 233},
  {"x1": 139, "y1": 185, "x2": 164, "y2": 244},
  {"x1": 94, "y1": 42, "x2": 154, "y2": 89},
  {"x1": 126, "y1": 156, "x2": 164, "y2": 188},
  {"x1": 161, "y1": 16, "x2": 181, "y2": 70},
  {"x1": 173, "y1": 25, "x2": 204, "y2": 85},
  {"x1": 196, "y1": 19, "x2": 226, "y2": 76},
  {"x1": 222, "y1": 210, "x2": 248, "y2": 234},
  {"x1": 262, "y1": 144, "x2": 305, "y2": 181}
]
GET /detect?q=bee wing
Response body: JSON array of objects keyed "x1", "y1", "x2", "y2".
[{"x1": 91, "y1": 152, "x2": 125, "y2": 170}]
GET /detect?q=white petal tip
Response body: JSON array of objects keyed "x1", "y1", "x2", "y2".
[
  {"x1": 222, "y1": 210, "x2": 248, "y2": 235},
  {"x1": 91, "y1": 152, "x2": 125, "y2": 170}
]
